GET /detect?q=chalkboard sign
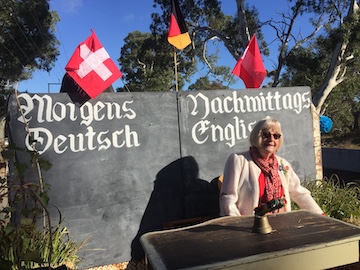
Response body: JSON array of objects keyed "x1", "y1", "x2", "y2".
[
  {"x1": 178, "y1": 88, "x2": 316, "y2": 181},
  {"x1": 7, "y1": 87, "x2": 316, "y2": 268}
]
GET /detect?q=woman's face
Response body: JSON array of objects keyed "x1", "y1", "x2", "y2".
[{"x1": 258, "y1": 128, "x2": 282, "y2": 159}]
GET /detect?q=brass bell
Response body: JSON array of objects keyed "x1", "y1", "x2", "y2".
[{"x1": 252, "y1": 215, "x2": 273, "y2": 234}]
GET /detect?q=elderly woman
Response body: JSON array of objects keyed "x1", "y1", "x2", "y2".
[{"x1": 219, "y1": 117, "x2": 324, "y2": 216}]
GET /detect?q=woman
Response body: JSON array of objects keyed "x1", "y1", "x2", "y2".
[{"x1": 219, "y1": 117, "x2": 323, "y2": 216}]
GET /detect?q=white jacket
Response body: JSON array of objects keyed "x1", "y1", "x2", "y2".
[{"x1": 219, "y1": 151, "x2": 323, "y2": 216}]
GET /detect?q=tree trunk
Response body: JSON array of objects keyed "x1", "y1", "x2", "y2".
[
  {"x1": 311, "y1": 104, "x2": 323, "y2": 180},
  {"x1": 312, "y1": 0, "x2": 359, "y2": 114},
  {"x1": 235, "y1": 0, "x2": 250, "y2": 50}
]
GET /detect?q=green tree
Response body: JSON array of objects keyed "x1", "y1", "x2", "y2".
[
  {"x1": 280, "y1": 1, "x2": 360, "y2": 134},
  {"x1": 120, "y1": 0, "x2": 360, "y2": 132},
  {"x1": 118, "y1": 31, "x2": 195, "y2": 92},
  {"x1": 282, "y1": 45, "x2": 360, "y2": 135},
  {"x1": 151, "y1": 0, "x2": 266, "y2": 85},
  {"x1": 152, "y1": 1, "x2": 359, "y2": 111},
  {"x1": 307, "y1": 0, "x2": 360, "y2": 115},
  {"x1": 0, "y1": 0, "x2": 59, "y2": 87},
  {"x1": 118, "y1": 0, "x2": 265, "y2": 92},
  {"x1": 151, "y1": 0, "x2": 267, "y2": 57},
  {"x1": 188, "y1": 77, "x2": 228, "y2": 90}
]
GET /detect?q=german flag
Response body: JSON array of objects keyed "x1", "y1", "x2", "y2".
[{"x1": 168, "y1": 0, "x2": 191, "y2": 50}]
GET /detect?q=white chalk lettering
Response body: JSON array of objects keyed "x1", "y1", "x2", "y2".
[
  {"x1": 186, "y1": 90, "x2": 310, "y2": 148},
  {"x1": 187, "y1": 90, "x2": 311, "y2": 119},
  {"x1": 25, "y1": 127, "x2": 53, "y2": 154},
  {"x1": 17, "y1": 93, "x2": 141, "y2": 154},
  {"x1": 16, "y1": 90, "x2": 311, "y2": 153},
  {"x1": 26, "y1": 125, "x2": 140, "y2": 154},
  {"x1": 17, "y1": 93, "x2": 137, "y2": 127},
  {"x1": 192, "y1": 117, "x2": 256, "y2": 147}
]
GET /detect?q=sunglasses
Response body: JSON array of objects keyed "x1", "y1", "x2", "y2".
[{"x1": 262, "y1": 132, "x2": 281, "y2": 140}]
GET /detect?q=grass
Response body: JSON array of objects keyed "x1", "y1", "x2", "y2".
[
  {"x1": 0, "y1": 218, "x2": 85, "y2": 269},
  {"x1": 294, "y1": 174, "x2": 360, "y2": 226}
]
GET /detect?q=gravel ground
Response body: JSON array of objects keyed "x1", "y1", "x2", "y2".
[{"x1": 85, "y1": 260, "x2": 146, "y2": 270}]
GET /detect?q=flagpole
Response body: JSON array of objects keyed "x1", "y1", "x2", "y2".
[
  {"x1": 168, "y1": 0, "x2": 191, "y2": 92},
  {"x1": 173, "y1": 47, "x2": 178, "y2": 92}
]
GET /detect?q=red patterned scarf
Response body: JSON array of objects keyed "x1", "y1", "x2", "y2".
[{"x1": 250, "y1": 147, "x2": 282, "y2": 202}]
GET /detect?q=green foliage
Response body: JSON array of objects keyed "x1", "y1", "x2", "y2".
[
  {"x1": 0, "y1": 0, "x2": 59, "y2": 84},
  {"x1": 188, "y1": 77, "x2": 229, "y2": 90},
  {"x1": 118, "y1": 31, "x2": 194, "y2": 91},
  {"x1": 131, "y1": 0, "x2": 268, "y2": 91},
  {"x1": 0, "y1": 216, "x2": 82, "y2": 269},
  {"x1": 294, "y1": 175, "x2": 360, "y2": 221},
  {"x1": 0, "y1": 143, "x2": 82, "y2": 268},
  {"x1": 151, "y1": 0, "x2": 266, "y2": 57},
  {"x1": 280, "y1": 11, "x2": 360, "y2": 134},
  {"x1": 282, "y1": 45, "x2": 359, "y2": 134},
  {"x1": 119, "y1": 0, "x2": 265, "y2": 91},
  {"x1": 324, "y1": 84, "x2": 359, "y2": 136}
]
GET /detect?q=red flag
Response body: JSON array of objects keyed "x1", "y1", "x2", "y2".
[
  {"x1": 232, "y1": 35, "x2": 266, "y2": 88},
  {"x1": 168, "y1": 0, "x2": 191, "y2": 50},
  {"x1": 65, "y1": 29, "x2": 122, "y2": 99}
]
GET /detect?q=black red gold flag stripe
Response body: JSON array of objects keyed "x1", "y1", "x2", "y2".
[{"x1": 168, "y1": 0, "x2": 191, "y2": 50}]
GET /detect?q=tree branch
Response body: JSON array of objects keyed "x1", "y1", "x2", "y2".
[
  {"x1": 191, "y1": 25, "x2": 239, "y2": 59},
  {"x1": 269, "y1": 5, "x2": 325, "y2": 87},
  {"x1": 313, "y1": 0, "x2": 359, "y2": 113}
]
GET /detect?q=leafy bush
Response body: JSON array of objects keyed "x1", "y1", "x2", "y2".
[
  {"x1": 0, "y1": 215, "x2": 83, "y2": 269},
  {"x1": 0, "y1": 90, "x2": 84, "y2": 269},
  {"x1": 0, "y1": 159, "x2": 84, "y2": 269},
  {"x1": 294, "y1": 175, "x2": 360, "y2": 224}
]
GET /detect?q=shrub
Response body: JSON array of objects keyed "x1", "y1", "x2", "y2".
[
  {"x1": 0, "y1": 90, "x2": 84, "y2": 269},
  {"x1": 294, "y1": 175, "x2": 360, "y2": 225},
  {"x1": 0, "y1": 167, "x2": 84, "y2": 269}
]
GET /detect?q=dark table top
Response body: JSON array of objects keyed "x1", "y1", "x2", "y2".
[{"x1": 140, "y1": 210, "x2": 360, "y2": 270}]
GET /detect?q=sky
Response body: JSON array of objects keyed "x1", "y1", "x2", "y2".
[{"x1": 17, "y1": 0, "x2": 302, "y2": 94}]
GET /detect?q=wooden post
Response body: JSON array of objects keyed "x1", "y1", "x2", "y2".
[{"x1": 173, "y1": 47, "x2": 178, "y2": 92}]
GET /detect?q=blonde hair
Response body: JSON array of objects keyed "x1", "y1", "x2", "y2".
[{"x1": 249, "y1": 118, "x2": 284, "y2": 151}]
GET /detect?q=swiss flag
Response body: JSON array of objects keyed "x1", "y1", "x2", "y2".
[
  {"x1": 232, "y1": 35, "x2": 266, "y2": 88},
  {"x1": 65, "y1": 29, "x2": 122, "y2": 98}
]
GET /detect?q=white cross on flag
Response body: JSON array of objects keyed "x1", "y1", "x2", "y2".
[{"x1": 65, "y1": 29, "x2": 122, "y2": 98}]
